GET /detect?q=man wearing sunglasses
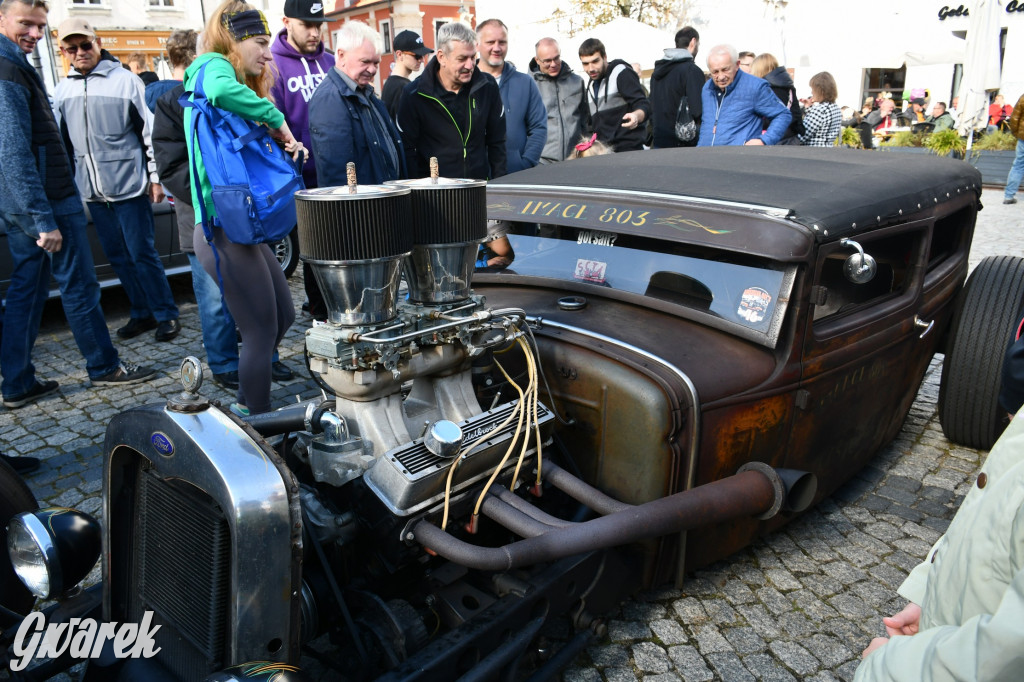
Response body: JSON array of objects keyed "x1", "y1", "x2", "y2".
[
  {"x1": 0, "y1": 1, "x2": 156, "y2": 441},
  {"x1": 381, "y1": 29, "x2": 432, "y2": 121},
  {"x1": 53, "y1": 16, "x2": 181, "y2": 344}
]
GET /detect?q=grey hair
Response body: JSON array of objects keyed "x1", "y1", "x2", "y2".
[
  {"x1": 535, "y1": 36, "x2": 558, "y2": 51},
  {"x1": 437, "y1": 21, "x2": 476, "y2": 55},
  {"x1": 0, "y1": 0, "x2": 48, "y2": 12},
  {"x1": 706, "y1": 44, "x2": 738, "y2": 66},
  {"x1": 335, "y1": 19, "x2": 383, "y2": 55}
]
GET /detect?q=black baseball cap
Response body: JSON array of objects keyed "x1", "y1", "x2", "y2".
[
  {"x1": 393, "y1": 30, "x2": 433, "y2": 57},
  {"x1": 283, "y1": 0, "x2": 325, "y2": 22}
]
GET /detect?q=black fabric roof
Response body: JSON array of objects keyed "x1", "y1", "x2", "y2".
[{"x1": 491, "y1": 146, "x2": 982, "y2": 239}]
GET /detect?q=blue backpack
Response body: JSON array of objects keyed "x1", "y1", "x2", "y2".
[{"x1": 181, "y1": 61, "x2": 303, "y2": 245}]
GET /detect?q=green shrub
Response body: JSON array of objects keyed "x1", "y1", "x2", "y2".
[
  {"x1": 971, "y1": 130, "x2": 1017, "y2": 151},
  {"x1": 880, "y1": 130, "x2": 924, "y2": 147},
  {"x1": 924, "y1": 129, "x2": 967, "y2": 157},
  {"x1": 836, "y1": 127, "x2": 863, "y2": 148}
]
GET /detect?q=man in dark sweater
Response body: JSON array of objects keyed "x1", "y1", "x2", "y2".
[
  {"x1": 397, "y1": 21, "x2": 506, "y2": 180},
  {"x1": 578, "y1": 37, "x2": 651, "y2": 152},
  {"x1": 650, "y1": 26, "x2": 704, "y2": 148},
  {"x1": 380, "y1": 29, "x2": 431, "y2": 121}
]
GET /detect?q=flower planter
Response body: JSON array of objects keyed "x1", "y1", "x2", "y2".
[{"x1": 968, "y1": 149, "x2": 1022, "y2": 189}]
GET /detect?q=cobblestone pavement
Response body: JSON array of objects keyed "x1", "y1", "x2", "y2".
[{"x1": 2, "y1": 188, "x2": 1021, "y2": 681}]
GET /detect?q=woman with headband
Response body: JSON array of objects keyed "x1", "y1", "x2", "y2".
[{"x1": 185, "y1": 0, "x2": 302, "y2": 416}]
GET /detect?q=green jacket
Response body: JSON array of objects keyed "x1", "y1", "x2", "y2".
[
  {"x1": 855, "y1": 415, "x2": 1024, "y2": 681},
  {"x1": 184, "y1": 52, "x2": 285, "y2": 222}
]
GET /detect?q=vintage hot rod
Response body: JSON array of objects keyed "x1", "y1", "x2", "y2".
[{"x1": 2, "y1": 147, "x2": 1017, "y2": 680}]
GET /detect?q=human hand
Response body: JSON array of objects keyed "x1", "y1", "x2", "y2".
[
  {"x1": 284, "y1": 139, "x2": 307, "y2": 164},
  {"x1": 862, "y1": 637, "x2": 889, "y2": 658},
  {"x1": 883, "y1": 602, "x2": 921, "y2": 637},
  {"x1": 150, "y1": 183, "x2": 166, "y2": 204},
  {"x1": 486, "y1": 256, "x2": 511, "y2": 268},
  {"x1": 621, "y1": 111, "x2": 642, "y2": 130},
  {"x1": 744, "y1": 139, "x2": 765, "y2": 145},
  {"x1": 36, "y1": 229, "x2": 63, "y2": 253}
]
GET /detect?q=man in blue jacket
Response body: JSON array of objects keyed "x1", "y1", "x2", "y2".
[
  {"x1": 697, "y1": 44, "x2": 791, "y2": 147},
  {"x1": 309, "y1": 20, "x2": 405, "y2": 187},
  {"x1": 476, "y1": 18, "x2": 545, "y2": 173},
  {"x1": 0, "y1": 0, "x2": 155, "y2": 434}
]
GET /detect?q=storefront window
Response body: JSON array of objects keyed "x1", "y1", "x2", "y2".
[
  {"x1": 148, "y1": 0, "x2": 174, "y2": 6},
  {"x1": 862, "y1": 66, "x2": 906, "y2": 107}
]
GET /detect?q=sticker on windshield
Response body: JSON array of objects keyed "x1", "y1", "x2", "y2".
[
  {"x1": 737, "y1": 287, "x2": 771, "y2": 324},
  {"x1": 574, "y1": 259, "x2": 607, "y2": 284}
]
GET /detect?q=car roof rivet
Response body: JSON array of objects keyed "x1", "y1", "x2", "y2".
[
  {"x1": 851, "y1": 223, "x2": 857, "y2": 228},
  {"x1": 898, "y1": 209, "x2": 903, "y2": 215},
  {"x1": 877, "y1": 216, "x2": 881, "y2": 222},
  {"x1": 823, "y1": 230, "x2": 829, "y2": 236},
  {"x1": 812, "y1": 224, "x2": 819, "y2": 231}
]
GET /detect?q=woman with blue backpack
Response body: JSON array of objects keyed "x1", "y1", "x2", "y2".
[{"x1": 185, "y1": 0, "x2": 304, "y2": 416}]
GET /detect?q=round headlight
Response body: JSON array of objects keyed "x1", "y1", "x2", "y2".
[
  {"x1": 6, "y1": 508, "x2": 100, "y2": 599},
  {"x1": 7, "y1": 513, "x2": 55, "y2": 598}
]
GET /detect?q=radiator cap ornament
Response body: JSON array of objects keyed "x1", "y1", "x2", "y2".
[{"x1": 167, "y1": 356, "x2": 211, "y2": 413}]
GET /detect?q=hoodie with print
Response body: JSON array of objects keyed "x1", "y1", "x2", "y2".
[{"x1": 270, "y1": 28, "x2": 334, "y2": 187}]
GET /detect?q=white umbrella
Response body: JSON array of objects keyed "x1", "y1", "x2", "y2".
[{"x1": 956, "y1": 0, "x2": 1004, "y2": 136}]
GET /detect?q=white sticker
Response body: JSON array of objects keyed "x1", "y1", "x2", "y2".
[
  {"x1": 574, "y1": 259, "x2": 607, "y2": 284},
  {"x1": 737, "y1": 287, "x2": 772, "y2": 323}
]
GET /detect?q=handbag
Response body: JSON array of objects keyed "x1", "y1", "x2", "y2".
[
  {"x1": 181, "y1": 61, "x2": 303, "y2": 246},
  {"x1": 674, "y1": 98, "x2": 697, "y2": 143}
]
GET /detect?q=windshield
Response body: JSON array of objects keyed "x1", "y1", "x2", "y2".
[{"x1": 499, "y1": 228, "x2": 795, "y2": 348}]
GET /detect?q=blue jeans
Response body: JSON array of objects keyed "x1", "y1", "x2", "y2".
[
  {"x1": 1, "y1": 196, "x2": 120, "y2": 397},
  {"x1": 88, "y1": 196, "x2": 179, "y2": 322},
  {"x1": 189, "y1": 253, "x2": 238, "y2": 374},
  {"x1": 1007, "y1": 139, "x2": 1024, "y2": 201}
]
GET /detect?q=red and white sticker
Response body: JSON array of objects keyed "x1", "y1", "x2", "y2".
[
  {"x1": 737, "y1": 287, "x2": 771, "y2": 323},
  {"x1": 574, "y1": 259, "x2": 607, "y2": 283}
]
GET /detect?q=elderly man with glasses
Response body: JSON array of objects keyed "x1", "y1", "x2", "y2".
[{"x1": 529, "y1": 36, "x2": 589, "y2": 163}]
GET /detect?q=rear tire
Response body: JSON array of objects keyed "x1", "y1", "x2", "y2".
[
  {"x1": 272, "y1": 228, "x2": 300, "y2": 279},
  {"x1": 939, "y1": 255, "x2": 1024, "y2": 449},
  {"x1": 0, "y1": 457, "x2": 38, "y2": 620}
]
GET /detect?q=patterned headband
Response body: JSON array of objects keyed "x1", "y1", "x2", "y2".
[
  {"x1": 575, "y1": 133, "x2": 598, "y2": 152},
  {"x1": 223, "y1": 10, "x2": 270, "y2": 41}
]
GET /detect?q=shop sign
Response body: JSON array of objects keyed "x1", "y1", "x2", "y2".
[{"x1": 939, "y1": 2, "x2": 1024, "y2": 19}]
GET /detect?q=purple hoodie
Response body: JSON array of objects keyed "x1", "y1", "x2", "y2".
[{"x1": 270, "y1": 28, "x2": 334, "y2": 187}]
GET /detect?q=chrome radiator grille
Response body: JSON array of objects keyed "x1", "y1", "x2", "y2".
[{"x1": 128, "y1": 469, "x2": 231, "y2": 680}]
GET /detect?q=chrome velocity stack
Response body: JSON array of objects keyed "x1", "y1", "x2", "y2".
[
  {"x1": 295, "y1": 184, "x2": 413, "y2": 326},
  {"x1": 386, "y1": 175, "x2": 486, "y2": 304}
]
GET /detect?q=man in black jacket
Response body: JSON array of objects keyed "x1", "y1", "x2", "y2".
[
  {"x1": 578, "y1": 37, "x2": 650, "y2": 152},
  {"x1": 397, "y1": 21, "x2": 506, "y2": 180},
  {"x1": 650, "y1": 26, "x2": 704, "y2": 148}
]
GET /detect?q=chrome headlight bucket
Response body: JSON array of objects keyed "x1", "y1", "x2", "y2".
[{"x1": 6, "y1": 508, "x2": 100, "y2": 599}]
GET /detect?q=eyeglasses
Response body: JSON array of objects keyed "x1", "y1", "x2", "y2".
[
  {"x1": 538, "y1": 55, "x2": 561, "y2": 66},
  {"x1": 63, "y1": 41, "x2": 94, "y2": 55}
]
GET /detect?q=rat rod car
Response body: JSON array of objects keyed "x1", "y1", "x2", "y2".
[{"x1": 2, "y1": 147, "x2": 1017, "y2": 681}]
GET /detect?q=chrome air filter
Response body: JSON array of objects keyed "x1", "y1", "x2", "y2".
[
  {"x1": 385, "y1": 177, "x2": 487, "y2": 304},
  {"x1": 295, "y1": 185, "x2": 413, "y2": 326}
]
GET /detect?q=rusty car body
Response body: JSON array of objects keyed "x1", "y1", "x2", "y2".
[{"x1": 2, "y1": 147, "x2": 1004, "y2": 681}]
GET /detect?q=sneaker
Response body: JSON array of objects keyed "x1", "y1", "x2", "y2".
[
  {"x1": 212, "y1": 370, "x2": 240, "y2": 390},
  {"x1": 154, "y1": 319, "x2": 181, "y2": 342},
  {"x1": 0, "y1": 453, "x2": 40, "y2": 475},
  {"x1": 229, "y1": 402, "x2": 250, "y2": 417},
  {"x1": 91, "y1": 361, "x2": 158, "y2": 386},
  {"x1": 3, "y1": 379, "x2": 59, "y2": 408},
  {"x1": 271, "y1": 360, "x2": 294, "y2": 382},
  {"x1": 117, "y1": 316, "x2": 158, "y2": 339},
  {"x1": 1005, "y1": 197, "x2": 1018, "y2": 205}
]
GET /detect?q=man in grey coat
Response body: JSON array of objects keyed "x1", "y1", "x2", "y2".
[{"x1": 530, "y1": 37, "x2": 588, "y2": 163}]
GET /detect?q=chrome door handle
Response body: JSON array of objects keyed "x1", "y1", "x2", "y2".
[{"x1": 914, "y1": 315, "x2": 935, "y2": 339}]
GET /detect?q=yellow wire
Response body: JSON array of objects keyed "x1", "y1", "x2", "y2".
[
  {"x1": 509, "y1": 339, "x2": 538, "y2": 491},
  {"x1": 440, "y1": 353, "x2": 526, "y2": 531}
]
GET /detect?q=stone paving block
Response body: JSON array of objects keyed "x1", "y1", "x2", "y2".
[
  {"x1": 692, "y1": 623, "x2": 734, "y2": 654},
  {"x1": 769, "y1": 640, "x2": 820, "y2": 676},
  {"x1": 884, "y1": 475, "x2": 922, "y2": 493},
  {"x1": 863, "y1": 521, "x2": 903, "y2": 543},
  {"x1": 671, "y1": 597, "x2": 709, "y2": 625},
  {"x1": 643, "y1": 674, "x2": 683, "y2": 682},
  {"x1": 801, "y1": 574, "x2": 844, "y2": 598},
  {"x1": 651, "y1": 619, "x2": 688, "y2": 646},
  {"x1": 867, "y1": 562, "x2": 910, "y2": 591},
  {"x1": 608, "y1": 619, "x2": 651, "y2": 643},
  {"x1": 791, "y1": 590, "x2": 840, "y2": 622},
  {"x1": 885, "y1": 550, "x2": 925, "y2": 573},
  {"x1": 734, "y1": 603, "x2": 782, "y2": 639},
  {"x1": 622, "y1": 601, "x2": 667, "y2": 621},
  {"x1": 857, "y1": 494, "x2": 890, "y2": 511},
  {"x1": 805, "y1": 672, "x2": 842, "y2": 682},
  {"x1": 777, "y1": 551, "x2": 819, "y2": 575},
  {"x1": 667, "y1": 645, "x2": 714, "y2": 682},
  {"x1": 723, "y1": 626, "x2": 766, "y2": 655},
  {"x1": 820, "y1": 561, "x2": 868, "y2": 585},
  {"x1": 882, "y1": 503, "x2": 925, "y2": 523},
  {"x1": 722, "y1": 579, "x2": 757, "y2": 605},
  {"x1": 707, "y1": 651, "x2": 756, "y2": 682},
  {"x1": 742, "y1": 653, "x2": 797, "y2": 681},
  {"x1": 702, "y1": 598, "x2": 740, "y2": 625},
  {"x1": 603, "y1": 666, "x2": 639, "y2": 682},
  {"x1": 804, "y1": 634, "x2": 855, "y2": 668},
  {"x1": 834, "y1": 544, "x2": 878, "y2": 568},
  {"x1": 850, "y1": 579, "x2": 895, "y2": 607},
  {"x1": 587, "y1": 643, "x2": 631, "y2": 667},
  {"x1": 632, "y1": 641, "x2": 671, "y2": 673},
  {"x1": 563, "y1": 666, "x2": 603, "y2": 682},
  {"x1": 892, "y1": 536, "x2": 933, "y2": 556},
  {"x1": 828, "y1": 593, "x2": 873, "y2": 621},
  {"x1": 755, "y1": 586, "x2": 792, "y2": 616},
  {"x1": 778, "y1": 611, "x2": 816, "y2": 638},
  {"x1": 836, "y1": 659, "x2": 861, "y2": 681}
]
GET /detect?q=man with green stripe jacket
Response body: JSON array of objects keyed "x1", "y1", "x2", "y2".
[{"x1": 397, "y1": 21, "x2": 506, "y2": 181}]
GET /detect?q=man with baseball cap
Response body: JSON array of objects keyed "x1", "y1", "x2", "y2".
[
  {"x1": 381, "y1": 29, "x2": 432, "y2": 120},
  {"x1": 53, "y1": 15, "x2": 182, "y2": 344},
  {"x1": 270, "y1": 0, "x2": 334, "y2": 325},
  {"x1": 0, "y1": 0, "x2": 155, "y2": 441}
]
